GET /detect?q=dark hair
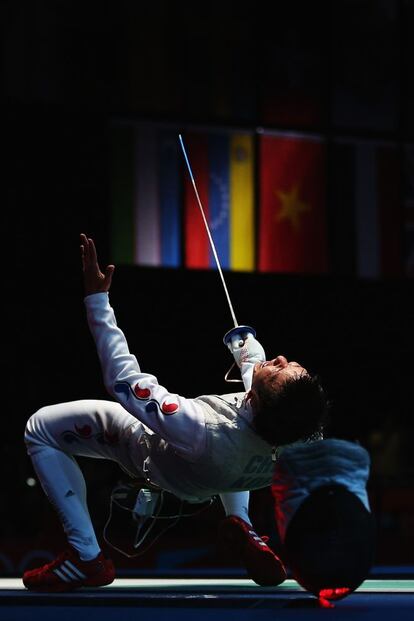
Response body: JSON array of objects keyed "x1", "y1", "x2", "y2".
[
  {"x1": 253, "y1": 373, "x2": 329, "y2": 446},
  {"x1": 283, "y1": 485, "x2": 375, "y2": 599}
]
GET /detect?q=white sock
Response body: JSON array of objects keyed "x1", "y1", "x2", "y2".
[
  {"x1": 30, "y1": 445, "x2": 101, "y2": 561},
  {"x1": 219, "y1": 491, "x2": 252, "y2": 525}
]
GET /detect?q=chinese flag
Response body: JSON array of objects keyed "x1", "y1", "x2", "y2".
[{"x1": 259, "y1": 134, "x2": 328, "y2": 273}]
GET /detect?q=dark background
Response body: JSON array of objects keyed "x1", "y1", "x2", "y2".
[{"x1": 2, "y1": 0, "x2": 414, "y2": 576}]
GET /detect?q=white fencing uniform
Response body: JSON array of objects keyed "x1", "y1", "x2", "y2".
[
  {"x1": 24, "y1": 293, "x2": 272, "y2": 557},
  {"x1": 26, "y1": 293, "x2": 274, "y2": 501}
]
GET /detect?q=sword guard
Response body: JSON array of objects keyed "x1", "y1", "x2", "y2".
[{"x1": 223, "y1": 325, "x2": 256, "y2": 347}]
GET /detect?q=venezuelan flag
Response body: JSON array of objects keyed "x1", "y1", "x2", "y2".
[{"x1": 184, "y1": 130, "x2": 255, "y2": 271}]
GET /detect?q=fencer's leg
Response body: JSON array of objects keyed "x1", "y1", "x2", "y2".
[
  {"x1": 28, "y1": 436, "x2": 100, "y2": 560},
  {"x1": 25, "y1": 399, "x2": 141, "y2": 561},
  {"x1": 218, "y1": 490, "x2": 286, "y2": 586},
  {"x1": 220, "y1": 491, "x2": 252, "y2": 525}
]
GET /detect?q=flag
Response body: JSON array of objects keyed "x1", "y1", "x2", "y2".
[
  {"x1": 258, "y1": 133, "x2": 328, "y2": 274},
  {"x1": 184, "y1": 132, "x2": 210, "y2": 268},
  {"x1": 158, "y1": 131, "x2": 181, "y2": 267},
  {"x1": 183, "y1": 130, "x2": 255, "y2": 271},
  {"x1": 209, "y1": 133, "x2": 230, "y2": 268},
  {"x1": 230, "y1": 133, "x2": 255, "y2": 271},
  {"x1": 134, "y1": 125, "x2": 160, "y2": 266},
  {"x1": 331, "y1": 140, "x2": 402, "y2": 279},
  {"x1": 110, "y1": 125, "x2": 181, "y2": 267}
]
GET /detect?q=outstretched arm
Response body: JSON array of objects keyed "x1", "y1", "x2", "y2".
[{"x1": 80, "y1": 234, "x2": 206, "y2": 460}]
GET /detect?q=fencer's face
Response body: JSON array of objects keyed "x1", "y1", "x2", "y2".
[{"x1": 251, "y1": 356, "x2": 308, "y2": 393}]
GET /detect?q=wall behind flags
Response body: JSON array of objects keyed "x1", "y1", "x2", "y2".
[{"x1": 3, "y1": 0, "x2": 414, "y2": 575}]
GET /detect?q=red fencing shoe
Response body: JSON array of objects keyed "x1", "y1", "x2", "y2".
[
  {"x1": 22, "y1": 547, "x2": 115, "y2": 592},
  {"x1": 219, "y1": 516, "x2": 286, "y2": 587}
]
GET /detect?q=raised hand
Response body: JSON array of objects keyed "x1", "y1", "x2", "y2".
[{"x1": 80, "y1": 233, "x2": 115, "y2": 296}]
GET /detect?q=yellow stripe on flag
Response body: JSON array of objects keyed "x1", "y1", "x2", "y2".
[{"x1": 230, "y1": 133, "x2": 255, "y2": 271}]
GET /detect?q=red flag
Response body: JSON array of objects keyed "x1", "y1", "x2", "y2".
[
  {"x1": 259, "y1": 134, "x2": 328, "y2": 273},
  {"x1": 184, "y1": 133, "x2": 210, "y2": 269}
]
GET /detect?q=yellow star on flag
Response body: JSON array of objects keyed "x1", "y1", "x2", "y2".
[{"x1": 276, "y1": 185, "x2": 310, "y2": 231}]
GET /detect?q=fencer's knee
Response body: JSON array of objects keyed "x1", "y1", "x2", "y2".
[{"x1": 24, "y1": 406, "x2": 52, "y2": 447}]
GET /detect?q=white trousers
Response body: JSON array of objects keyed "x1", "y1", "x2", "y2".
[
  {"x1": 24, "y1": 399, "x2": 148, "y2": 559},
  {"x1": 24, "y1": 399, "x2": 252, "y2": 558},
  {"x1": 25, "y1": 399, "x2": 147, "y2": 477}
]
